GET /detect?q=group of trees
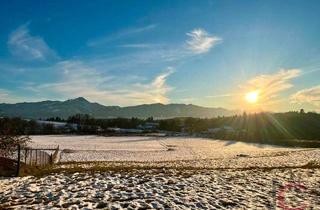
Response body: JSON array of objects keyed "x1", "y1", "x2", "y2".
[
  {"x1": 0, "y1": 115, "x2": 151, "y2": 135},
  {"x1": 0, "y1": 118, "x2": 61, "y2": 135},
  {"x1": 67, "y1": 114, "x2": 146, "y2": 130},
  {"x1": 162, "y1": 111, "x2": 320, "y2": 142}
]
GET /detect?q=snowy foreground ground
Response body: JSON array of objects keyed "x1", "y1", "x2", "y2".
[
  {"x1": 1, "y1": 135, "x2": 320, "y2": 209},
  {"x1": 1, "y1": 169, "x2": 320, "y2": 209}
]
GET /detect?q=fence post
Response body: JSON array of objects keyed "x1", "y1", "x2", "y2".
[
  {"x1": 30, "y1": 150, "x2": 32, "y2": 166},
  {"x1": 16, "y1": 144, "x2": 21, "y2": 177},
  {"x1": 24, "y1": 149, "x2": 27, "y2": 163},
  {"x1": 35, "y1": 150, "x2": 38, "y2": 165},
  {"x1": 40, "y1": 152, "x2": 44, "y2": 166}
]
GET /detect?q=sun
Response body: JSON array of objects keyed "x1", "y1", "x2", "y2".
[{"x1": 245, "y1": 91, "x2": 259, "y2": 103}]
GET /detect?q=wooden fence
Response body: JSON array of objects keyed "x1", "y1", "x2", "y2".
[
  {"x1": 1, "y1": 145, "x2": 60, "y2": 177},
  {"x1": 21, "y1": 145, "x2": 59, "y2": 166}
]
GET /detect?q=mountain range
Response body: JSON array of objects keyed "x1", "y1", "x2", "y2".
[{"x1": 0, "y1": 97, "x2": 239, "y2": 119}]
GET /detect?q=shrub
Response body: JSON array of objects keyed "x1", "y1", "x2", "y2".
[{"x1": 0, "y1": 135, "x2": 30, "y2": 158}]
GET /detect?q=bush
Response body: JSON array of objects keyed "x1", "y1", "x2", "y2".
[{"x1": 0, "y1": 135, "x2": 30, "y2": 158}]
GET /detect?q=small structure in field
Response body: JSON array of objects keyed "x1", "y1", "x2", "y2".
[
  {"x1": 207, "y1": 126, "x2": 235, "y2": 134},
  {"x1": 107, "y1": 127, "x2": 144, "y2": 134},
  {"x1": 138, "y1": 122, "x2": 159, "y2": 131},
  {"x1": 36, "y1": 120, "x2": 78, "y2": 131}
]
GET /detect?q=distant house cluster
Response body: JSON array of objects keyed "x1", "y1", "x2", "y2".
[
  {"x1": 107, "y1": 122, "x2": 160, "y2": 134},
  {"x1": 207, "y1": 126, "x2": 235, "y2": 134},
  {"x1": 36, "y1": 120, "x2": 78, "y2": 132},
  {"x1": 138, "y1": 122, "x2": 159, "y2": 130},
  {"x1": 35, "y1": 120, "x2": 161, "y2": 135}
]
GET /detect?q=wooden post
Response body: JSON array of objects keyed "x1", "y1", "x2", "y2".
[
  {"x1": 30, "y1": 149, "x2": 32, "y2": 166},
  {"x1": 16, "y1": 144, "x2": 21, "y2": 177},
  {"x1": 41, "y1": 151, "x2": 43, "y2": 166},
  {"x1": 42, "y1": 152, "x2": 44, "y2": 166},
  {"x1": 24, "y1": 149, "x2": 27, "y2": 163},
  {"x1": 35, "y1": 150, "x2": 38, "y2": 165}
]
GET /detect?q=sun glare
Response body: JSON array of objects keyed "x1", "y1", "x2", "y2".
[{"x1": 245, "y1": 91, "x2": 259, "y2": 103}]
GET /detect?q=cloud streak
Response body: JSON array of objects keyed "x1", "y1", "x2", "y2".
[
  {"x1": 186, "y1": 29, "x2": 222, "y2": 54},
  {"x1": 3, "y1": 25, "x2": 220, "y2": 105},
  {"x1": 8, "y1": 24, "x2": 58, "y2": 61},
  {"x1": 113, "y1": 28, "x2": 222, "y2": 63},
  {"x1": 87, "y1": 24, "x2": 157, "y2": 47},
  {"x1": 26, "y1": 61, "x2": 174, "y2": 106},
  {"x1": 206, "y1": 94, "x2": 233, "y2": 98},
  {"x1": 0, "y1": 89, "x2": 24, "y2": 103},
  {"x1": 0, "y1": 89, "x2": 10, "y2": 101},
  {"x1": 290, "y1": 86, "x2": 320, "y2": 108},
  {"x1": 118, "y1": 43, "x2": 162, "y2": 49},
  {"x1": 241, "y1": 69, "x2": 301, "y2": 105}
]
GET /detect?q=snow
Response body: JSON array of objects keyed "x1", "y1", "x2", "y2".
[
  {"x1": 2, "y1": 135, "x2": 319, "y2": 209},
  {"x1": 1, "y1": 169, "x2": 320, "y2": 209},
  {"x1": 29, "y1": 135, "x2": 302, "y2": 163}
]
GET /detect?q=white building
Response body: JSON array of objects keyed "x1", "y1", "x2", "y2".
[
  {"x1": 36, "y1": 120, "x2": 78, "y2": 130},
  {"x1": 207, "y1": 126, "x2": 235, "y2": 133}
]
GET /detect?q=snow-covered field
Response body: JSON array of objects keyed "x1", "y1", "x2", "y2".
[
  {"x1": 27, "y1": 135, "x2": 320, "y2": 164},
  {"x1": 1, "y1": 135, "x2": 319, "y2": 209},
  {"x1": 30, "y1": 135, "x2": 166, "y2": 151},
  {"x1": 29, "y1": 135, "x2": 306, "y2": 163}
]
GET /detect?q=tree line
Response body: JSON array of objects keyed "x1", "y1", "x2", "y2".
[{"x1": 1, "y1": 110, "x2": 320, "y2": 144}]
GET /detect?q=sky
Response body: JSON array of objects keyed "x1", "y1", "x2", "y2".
[{"x1": 1, "y1": 0, "x2": 320, "y2": 112}]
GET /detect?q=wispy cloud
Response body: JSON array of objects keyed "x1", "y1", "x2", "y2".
[
  {"x1": 186, "y1": 29, "x2": 222, "y2": 54},
  {"x1": 87, "y1": 27, "x2": 221, "y2": 68},
  {"x1": 3, "y1": 24, "x2": 222, "y2": 105},
  {"x1": 113, "y1": 28, "x2": 222, "y2": 63},
  {"x1": 132, "y1": 67, "x2": 174, "y2": 104},
  {"x1": 25, "y1": 61, "x2": 174, "y2": 106},
  {"x1": 8, "y1": 23, "x2": 58, "y2": 61},
  {"x1": 121, "y1": 24, "x2": 157, "y2": 35},
  {"x1": 290, "y1": 86, "x2": 320, "y2": 108},
  {"x1": 206, "y1": 94, "x2": 233, "y2": 98},
  {"x1": 175, "y1": 97, "x2": 196, "y2": 103},
  {"x1": 241, "y1": 69, "x2": 301, "y2": 104},
  {"x1": 0, "y1": 89, "x2": 23, "y2": 103},
  {"x1": 0, "y1": 89, "x2": 10, "y2": 100},
  {"x1": 87, "y1": 24, "x2": 157, "y2": 47},
  {"x1": 118, "y1": 43, "x2": 162, "y2": 49}
]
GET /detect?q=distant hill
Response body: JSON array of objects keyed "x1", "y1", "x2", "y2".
[{"x1": 0, "y1": 97, "x2": 239, "y2": 119}]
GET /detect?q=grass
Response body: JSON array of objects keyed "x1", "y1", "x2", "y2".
[
  {"x1": 14, "y1": 159, "x2": 320, "y2": 178},
  {"x1": 0, "y1": 157, "x2": 17, "y2": 177}
]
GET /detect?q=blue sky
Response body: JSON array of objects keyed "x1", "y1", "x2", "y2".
[{"x1": 1, "y1": 0, "x2": 320, "y2": 111}]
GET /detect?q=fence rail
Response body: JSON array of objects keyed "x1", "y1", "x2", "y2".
[
  {"x1": 21, "y1": 145, "x2": 59, "y2": 166},
  {"x1": 52, "y1": 145, "x2": 60, "y2": 163}
]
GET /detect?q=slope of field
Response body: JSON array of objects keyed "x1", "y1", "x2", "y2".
[
  {"x1": 1, "y1": 135, "x2": 319, "y2": 209},
  {"x1": 28, "y1": 135, "x2": 316, "y2": 165}
]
